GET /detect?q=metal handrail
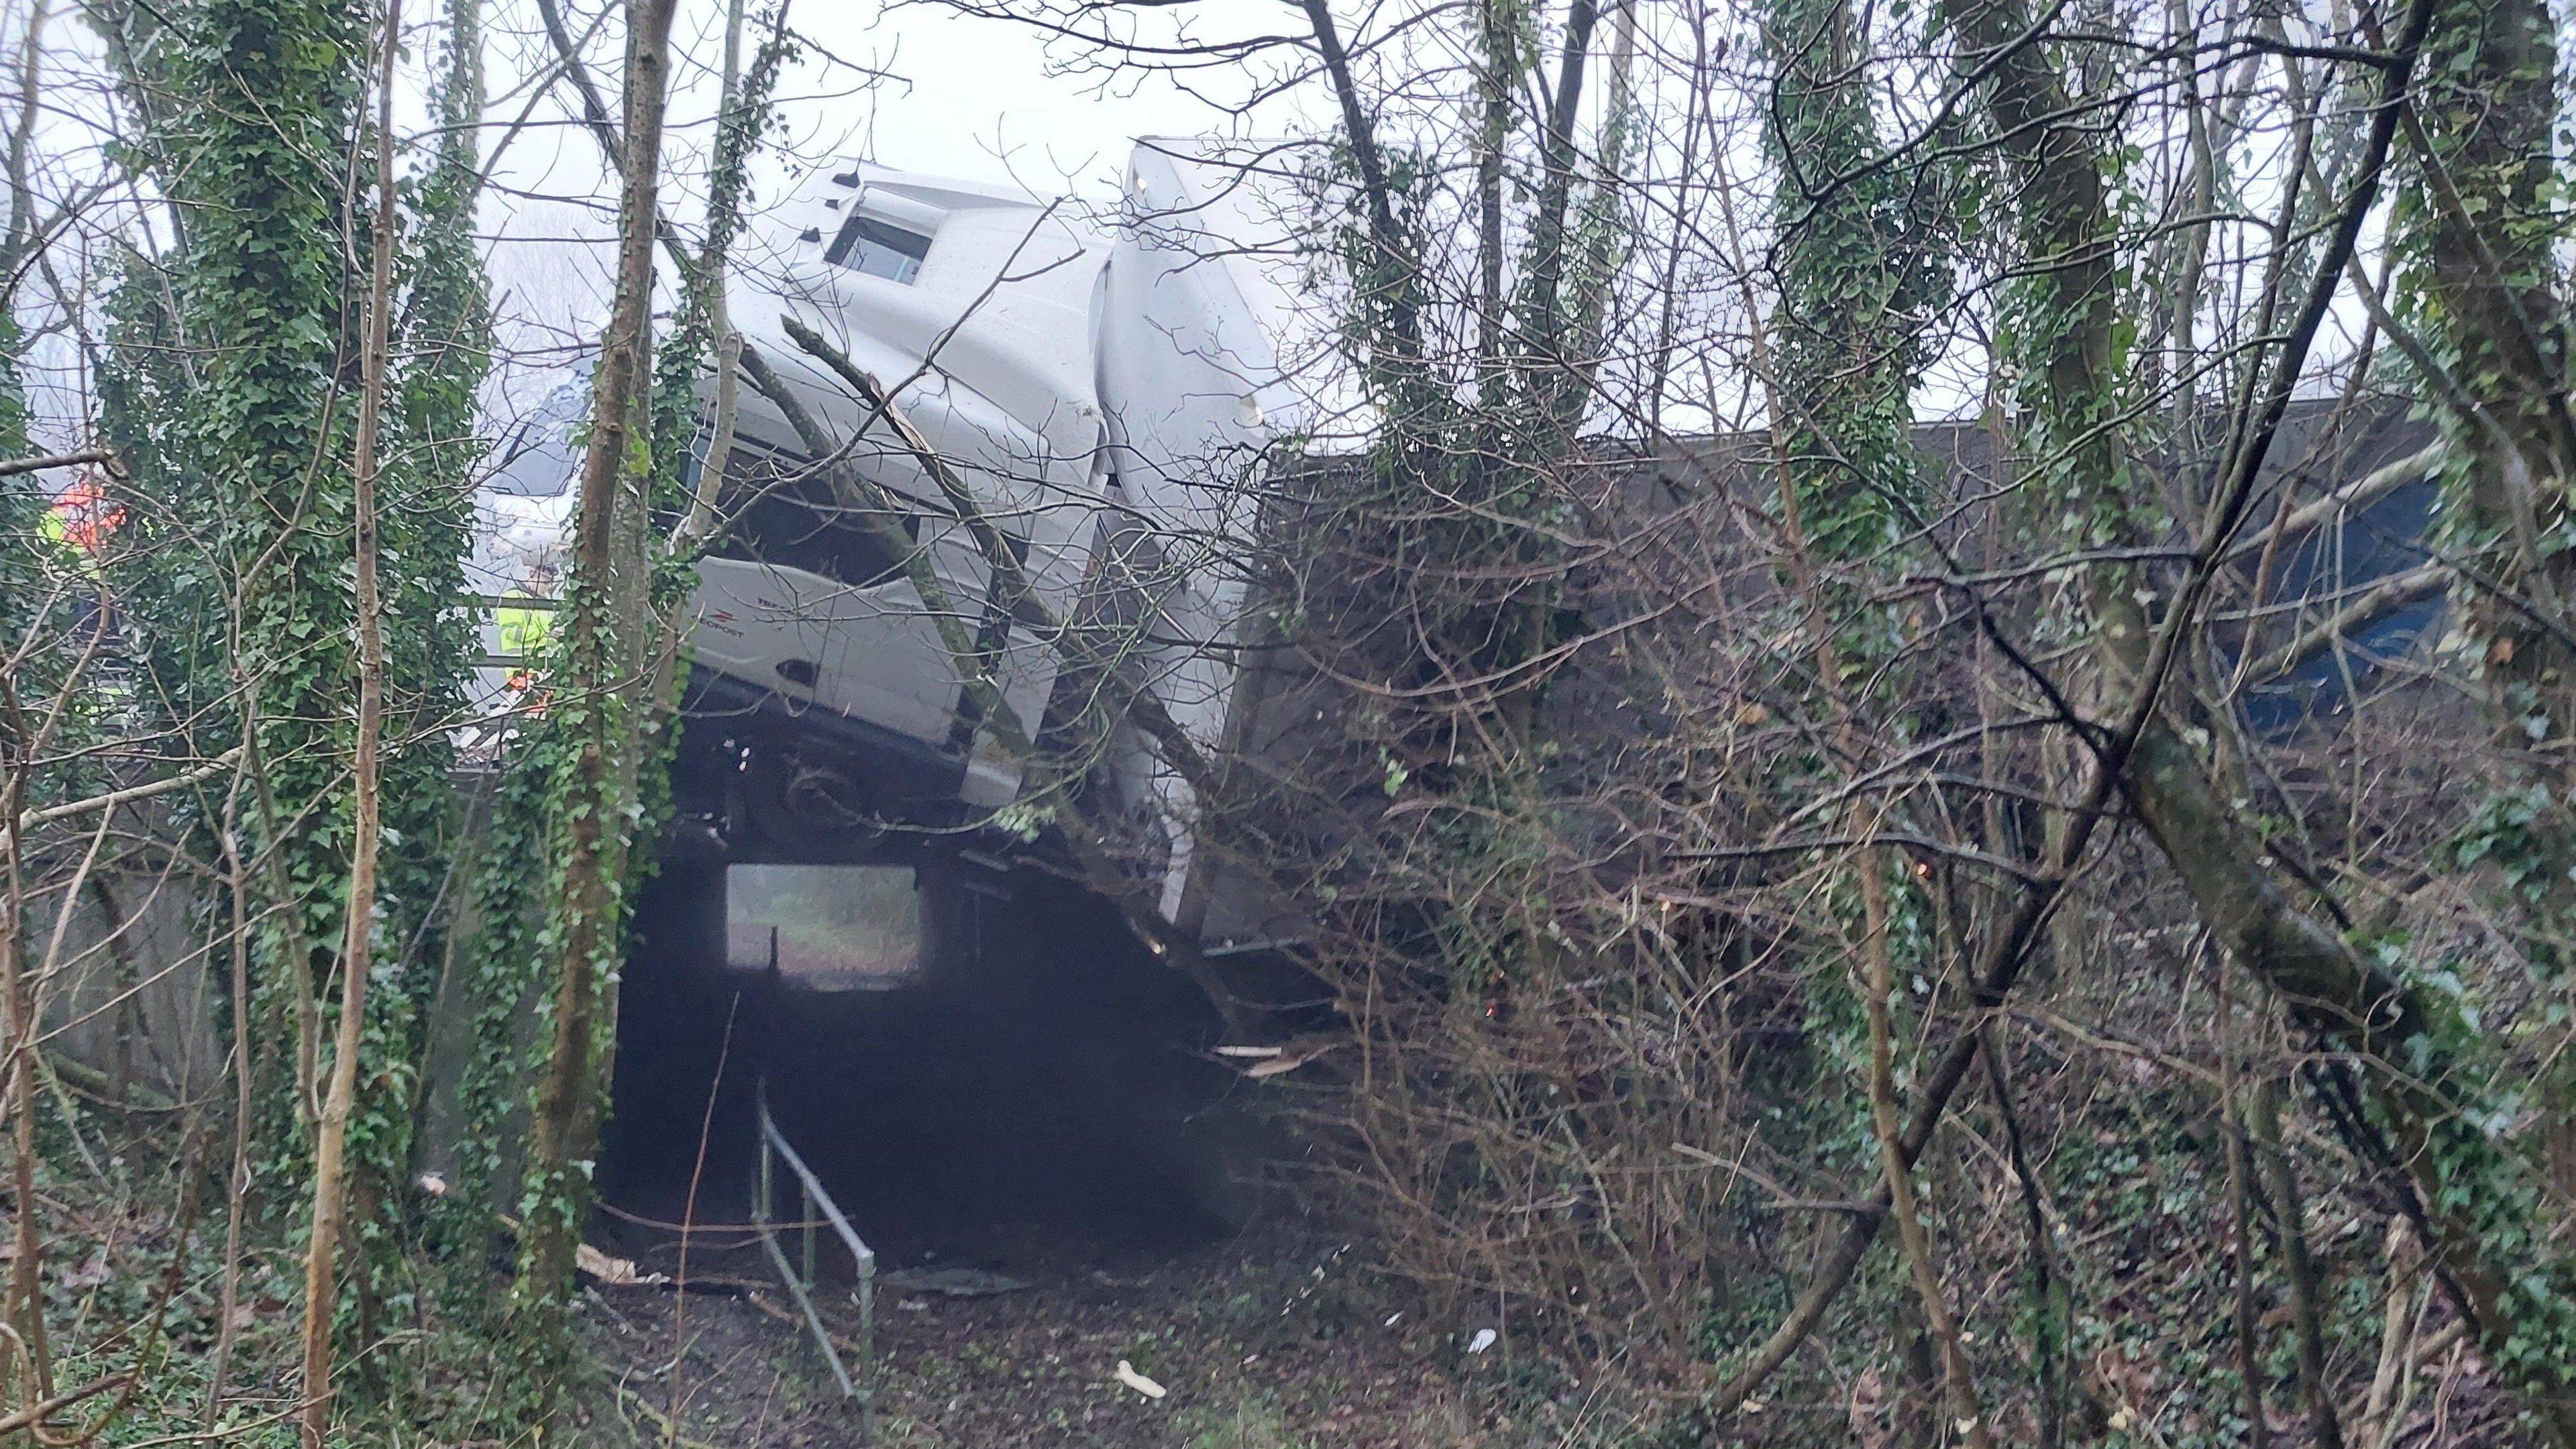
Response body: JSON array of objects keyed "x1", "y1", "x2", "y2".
[{"x1": 753, "y1": 1078, "x2": 877, "y2": 1439}]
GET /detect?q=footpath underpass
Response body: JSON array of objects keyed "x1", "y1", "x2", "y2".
[
  {"x1": 598, "y1": 851, "x2": 1257, "y2": 1271},
  {"x1": 563, "y1": 849, "x2": 1476, "y2": 1448}
]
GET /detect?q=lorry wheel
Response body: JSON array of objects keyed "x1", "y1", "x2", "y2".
[{"x1": 741, "y1": 747, "x2": 875, "y2": 853}]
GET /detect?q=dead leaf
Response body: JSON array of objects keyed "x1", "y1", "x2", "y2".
[
  {"x1": 61, "y1": 1248, "x2": 113, "y2": 1289},
  {"x1": 1848, "y1": 1365, "x2": 1891, "y2": 1449},
  {"x1": 576, "y1": 1242, "x2": 669, "y2": 1287}
]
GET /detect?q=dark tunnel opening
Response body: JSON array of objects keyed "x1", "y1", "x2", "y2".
[{"x1": 597, "y1": 849, "x2": 1256, "y2": 1275}]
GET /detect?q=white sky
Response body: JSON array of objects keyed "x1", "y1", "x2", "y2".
[
  {"x1": 4, "y1": 0, "x2": 2385, "y2": 448},
  {"x1": 476, "y1": 0, "x2": 1310, "y2": 409},
  {"x1": 783, "y1": 5, "x2": 1264, "y2": 194},
  {"x1": 3, "y1": 0, "x2": 1332, "y2": 443}
]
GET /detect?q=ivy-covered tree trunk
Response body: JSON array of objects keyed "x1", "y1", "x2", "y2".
[
  {"x1": 2403, "y1": 0, "x2": 2576, "y2": 964},
  {"x1": 1947, "y1": 0, "x2": 2576, "y2": 1430},
  {"x1": 0, "y1": 247, "x2": 36, "y2": 673},
  {"x1": 319, "y1": 0, "x2": 495, "y2": 1309},
  {"x1": 152, "y1": 0, "x2": 369, "y2": 1183},
  {"x1": 511, "y1": 0, "x2": 682, "y2": 1376},
  {"x1": 1764, "y1": 0, "x2": 1937, "y2": 565},
  {"x1": 97, "y1": 0, "x2": 484, "y2": 1392},
  {"x1": 376, "y1": 0, "x2": 492, "y2": 1132},
  {"x1": 1759, "y1": 0, "x2": 1990, "y2": 1434}
]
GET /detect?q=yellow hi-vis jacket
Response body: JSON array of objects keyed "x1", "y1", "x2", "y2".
[{"x1": 496, "y1": 591, "x2": 556, "y2": 661}]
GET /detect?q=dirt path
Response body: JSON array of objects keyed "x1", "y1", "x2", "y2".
[{"x1": 573, "y1": 1224, "x2": 1619, "y2": 1448}]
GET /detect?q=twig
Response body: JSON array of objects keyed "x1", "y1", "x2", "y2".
[
  {"x1": 296, "y1": 2, "x2": 404, "y2": 1436},
  {"x1": 2224, "y1": 1048, "x2": 2270, "y2": 1449},
  {"x1": 2362, "y1": 1218, "x2": 2422, "y2": 1449},
  {"x1": 3, "y1": 748, "x2": 243, "y2": 851},
  {"x1": 613, "y1": 1382, "x2": 725, "y2": 1449},
  {"x1": 2242, "y1": 563, "x2": 2447, "y2": 682},
  {"x1": 2250, "y1": 1077, "x2": 2346, "y2": 1449},
  {"x1": 745, "y1": 1289, "x2": 864, "y2": 1358},
  {"x1": 0, "y1": 1368, "x2": 129, "y2": 1434},
  {"x1": 1983, "y1": 1024, "x2": 2070, "y2": 1449},
  {"x1": 666, "y1": 996, "x2": 739, "y2": 1446},
  {"x1": 1858, "y1": 800, "x2": 1994, "y2": 1449},
  {"x1": 0, "y1": 448, "x2": 115, "y2": 479}
]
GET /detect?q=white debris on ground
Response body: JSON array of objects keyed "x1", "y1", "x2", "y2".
[{"x1": 1113, "y1": 1359, "x2": 1168, "y2": 1400}]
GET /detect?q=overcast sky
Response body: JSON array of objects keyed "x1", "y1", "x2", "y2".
[
  {"x1": 476, "y1": 0, "x2": 1309, "y2": 407},
  {"x1": 0, "y1": 0, "x2": 1322, "y2": 444},
  {"x1": 785, "y1": 5, "x2": 1273, "y2": 194}
]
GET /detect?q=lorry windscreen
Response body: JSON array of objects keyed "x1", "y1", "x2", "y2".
[{"x1": 705, "y1": 447, "x2": 921, "y2": 590}]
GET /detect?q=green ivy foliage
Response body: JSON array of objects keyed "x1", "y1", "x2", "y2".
[
  {"x1": 111, "y1": 0, "x2": 371, "y2": 1210},
  {"x1": 652, "y1": 6, "x2": 796, "y2": 496},
  {"x1": 2398, "y1": 0, "x2": 2576, "y2": 979},
  {"x1": 335, "y1": 0, "x2": 496, "y2": 1328},
  {"x1": 2388, "y1": 0, "x2": 2576, "y2": 1416},
  {"x1": 0, "y1": 313, "x2": 27, "y2": 460},
  {"x1": 0, "y1": 313, "x2": 41, "y2": 657},
  {"x1": 449, "y1": 712, "x2": 566, "y2": 1254},
  {"x1": 1753, "y1": 0, "x2": 1986, "y2": 1397},
  {"x1": 1763, "y1": 0, "x2": 1955, "y2": 569},
  {"x1": 384, "y1": 0, "x2": 495, "y2": 987},
  {"x1": 92, "y1": 0, "x2": 487, "y2": 1381}
]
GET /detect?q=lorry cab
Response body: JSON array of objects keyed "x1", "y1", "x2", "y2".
[
  {"x1": 691, "y1": 166, "x2": 1111, "y2": 814},
  {"x1": 474, "y1": 145, "x2": 1309, "y2": 938}
]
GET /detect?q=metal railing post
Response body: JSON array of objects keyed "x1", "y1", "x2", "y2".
[
  {"x1": 751, "y1": 1077, "x2": 877, "y2": 1440},
  {"x1": 856, "y1": 1251, "x2": 876, "y2": 1440},
  {"x1": 754, "y1": 1107, "x2": 772, "y2": 1236}
]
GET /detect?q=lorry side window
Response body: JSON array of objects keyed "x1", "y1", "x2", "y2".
[
  {"x1": 708, "y1": 449, "x2": 920, "y2": 590},
  {"x1": 486, "y1": 375, "x2": 591, "y2": 496},
  {"x1": 825, "y1": 213, "x2": 934, "y2": 284}
]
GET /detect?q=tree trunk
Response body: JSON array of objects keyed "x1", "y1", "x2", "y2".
[
  {"x1": 0, "y1": 690, "x2": 51, "y2": 1407},
  {"x1": 513, "y1": 0, "x2": 681, "y2": 1362},
  {"x1": 296, "y1": 1, "x2": 400, "y2": 1437},
  {"x1": 1946, "y1": 0, "x2": 2576, "y2": 1430},
  {"x1": 2408, "y1": 0, "x2": 2576, "y2": 957}
]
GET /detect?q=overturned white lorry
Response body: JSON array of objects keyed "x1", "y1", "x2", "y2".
[{"x1": 477, "y1": 141, "x2": 1313, "y2": 943}]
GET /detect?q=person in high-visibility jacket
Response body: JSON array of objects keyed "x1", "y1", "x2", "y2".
[
  {"x1": 40, "y1": 474, "x2": 125, "y2": 652},
  {"x1": 40, "y1": 474, "x2": 123, "y2": 578},
  {"x1": 497, "y1": 560, "x2": 559, "y2": 659},
  {"x1": 497, "y1": 560, "x2": 559, "y2": 707}
]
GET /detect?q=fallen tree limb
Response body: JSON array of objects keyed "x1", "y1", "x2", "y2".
[
  {"x1": 44, "y1": 1051, "x2": 181, "y2": 1114},
  {"x1": 2221, "y1": 442, "x2": 2446, "y2": 566},
  {"x1": 2243, "y1": 562, "x2": 2448, "y2": 682},
  {"x1": 0, "y1": 1368, "x2": 129, "y2": 1434}
]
